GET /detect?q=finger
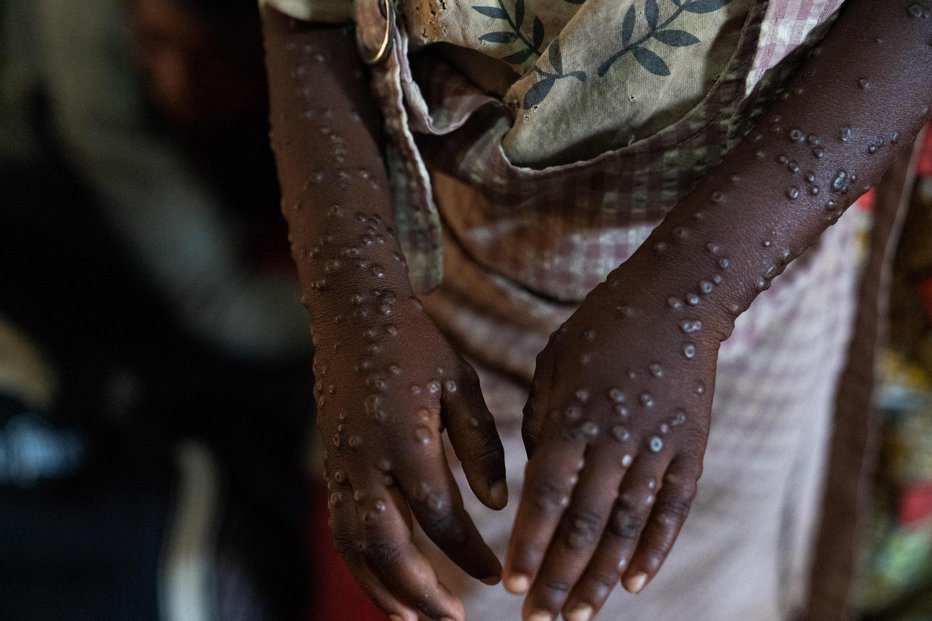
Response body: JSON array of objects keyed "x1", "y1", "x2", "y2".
[
  {"x1": 327, "y1": 481, "x2": 419, "y2": 621},
  {"x1": 622, "y1": 456, "x2": 700, "y2": 593},
  {"x1": 443, "y1": 364, "x2": 508, "y2": 510},
  {"x1": 353, "y1": 478, "x2": 466, "y2": 621},
  {"x1": 393, "y1": 426, "x2": 502, "y2": 584},
  {"x1": 503, "y1": 434, "x2": 585, "y2": 594},
  {"x1": 562, "y1": 453, "x2": 665, "y2": 618},
  {"x1": 522, "y1": 349, "x2": 556, "y2": 456},
  {"x1": 522, "y1": 448, "x2": 626, "y2": 619}
]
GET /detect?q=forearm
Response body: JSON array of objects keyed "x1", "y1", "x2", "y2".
[
  {"x1": 617, "y1": 0, "x2": 931, "y2": 340},
  {"x1": 263, "y1": 16, "x2": 510, "y2": 613},
  {"x1": 261, "y1": 7, "x2": 413, "y2": 328}
]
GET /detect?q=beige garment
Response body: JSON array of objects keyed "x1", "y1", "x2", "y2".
[
  {"x1": 263, "y1": 1, "x2": 870, "y2": 618},
  {"x1": 264, "y1": 0, "x2": 750, "y2": 165},
  {"x1": 416, "y1": 207, "x2": 864, "y2": 621}
]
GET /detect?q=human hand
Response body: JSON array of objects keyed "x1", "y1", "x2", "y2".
[
  {"x1": 316, "y1": 288, "x2": 507, "y2": 621},
  {"x1": 504, "y1": 256, "x2": 725, "y2": 621}
]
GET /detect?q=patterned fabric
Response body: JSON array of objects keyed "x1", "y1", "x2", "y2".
[
  {"x1": 264, "y1": 1, "x2": 892, "y2": 619},
  {"x1": 417, "y1": 0, "x2": 752, "y2": 167},
  {"x1": 355, "y1": 3, "x2": 864, "y2": 619},
  {"x1": 416, "y1": 209, "x2": 864, "y2": 621},
  {"x1": 264, "y1": 0, "x2": 843, "y2": 291},
  {"x1": 354, "y1": 0, "x2": 844, "y2": 293},
  {"x1": 267, "y1": 0, "x2": 750, "y2": 163}
]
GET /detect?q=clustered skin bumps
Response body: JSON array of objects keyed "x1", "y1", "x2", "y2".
[
  {"x1": 511, "y1": 255, "x2": 717, "y2": 619},
  {"x1": 264, "y1": 11, "x2": 507, "y2": 621},
  {"x1": 263, "y1": 1, "x2": 932, "y2": 620},
  {"x1": 505, "y1": 2, "x2": 931, "y2": 619}
]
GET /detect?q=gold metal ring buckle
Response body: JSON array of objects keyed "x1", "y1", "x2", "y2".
[{"x1": 356, "y1": 0, "x2": 395, "y2": 65}]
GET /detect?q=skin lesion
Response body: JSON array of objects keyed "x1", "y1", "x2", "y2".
[{"x1": 261, "y1": 1, "x2": 932, "y2": 619}]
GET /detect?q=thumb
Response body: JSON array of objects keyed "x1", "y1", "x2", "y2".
[
  {"x1": 522, "y1": 351, "x2": 554, "y2": 457},
  {"x1": 442, "y1": 364, "x2": 508, "y2": 510}
]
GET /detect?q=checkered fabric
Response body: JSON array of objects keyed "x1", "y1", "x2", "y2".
[
  {"x1": 347, "y1": 2, "x2": 886, "y2": 620},
  {"x1": 360, "y1": 0, "x2": 844, "y2": 296},
  {"x1": 415, "y1": 206, "x2": 865, "y2": 621}
]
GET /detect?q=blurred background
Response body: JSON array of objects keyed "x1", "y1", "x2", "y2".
[
  {"x1": 0, "y1": 1, "x2": 929, "y2": 620},
  {"x1": 0, "y1": 0, "x2": 317, "y2": 618}
]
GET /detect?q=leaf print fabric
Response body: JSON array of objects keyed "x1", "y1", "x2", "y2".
[
  {"x1": 472, "y1": 0, "x2": 546, "y2": 65},
  {"x1": 598, "y1": 1, "x2": 720, "y2": 78},
  {"x1": 521, "y1": 40, "x2": 587, "y2": 108},
  {"x1": 264, "y1": 0, "x2": 751, "y2": 166},
  {"x1": 438, "y1": 0, "x2": 750, "y2": 165}
]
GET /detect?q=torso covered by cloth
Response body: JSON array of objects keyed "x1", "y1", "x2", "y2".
[
  {"x1": 263, "y1": 0, "x2": 849, "y2": 374},
  {"x1": 264, "y1": 0, "x2": 846, "y2": 296},
  {"x1": 264, "y1": 1, "x2": 876, "y2": 620}
]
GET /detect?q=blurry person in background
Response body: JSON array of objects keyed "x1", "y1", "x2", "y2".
[
  {"x1": 0, "y1": 0, "x2": 315, "y2": 619},
  {"x1": 131, "y1": 0, "x2": 268, "y2": 132}
]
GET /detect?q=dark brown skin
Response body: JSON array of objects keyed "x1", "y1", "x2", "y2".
[
  {"x1": 509, "y1": 2, "x2": 931, "y2": 620},
  {"x1": 262, "y1": 10, "x2": 507, "y2": 621},
  {"x1": 261, "y1": 1, "x2": 932, "y2": 620}
]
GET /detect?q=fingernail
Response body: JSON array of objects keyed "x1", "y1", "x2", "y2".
[
  {"x1": 526, "y1": 612, "x2": 552, "y2": 621},
  {"x1": 480, "y1": 570, "x2": 502, "y2": 586},
  {"x1": 565, "y1": 604, "x2": 593, "y2": 621},
  {"x1": 625, "y1": 572, "x2": 648, "y2": 594},
  {"x1": 504, "y1": 573, "x2": 530, "y2": 594},
  {"x1": 490, "y1": 480, "x2": 508, "y2": 507}
]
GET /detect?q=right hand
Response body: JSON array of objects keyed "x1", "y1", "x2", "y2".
[{"x1": 315, "y1": 289, "x2": 507, "y2": 621}]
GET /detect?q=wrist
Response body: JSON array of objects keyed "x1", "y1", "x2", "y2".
[
  {"x1": 294, "y1": 209, "x2": 416, "y2": 322},
  {"x1": 303, "y1": 262, "x2": 415, "y2": 333},
  {"x1": 602, "y1": 239, "x2": 738, "y2": 346}
]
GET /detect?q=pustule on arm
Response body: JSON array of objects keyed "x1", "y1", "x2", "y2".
[
  {"x1": 613, "y1": 0, "x2": 932, "y2": 339},
  {"x1": 505, "y1": 4, "x2": 931, "y2": 617},
  {"x1": 260, "y1": 10, "x2": 508, "y2": 621},
  {"x1": 261, "y1": 8, "x2": 414, "y2": 326}
]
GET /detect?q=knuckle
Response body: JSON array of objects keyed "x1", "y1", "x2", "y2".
[
  {"x1": 471, "y1": 433, "x2": 504, "y2": 464},
  {"x1": 409, "y1": 590, "x2": 452, "y2": 621},
  {"x1": 539, "y1": 576, "x2": 574, "y2": 597},
  {"x1": 529, "y1": 478, "x2": 570, "y2": 514},
  {"x1": 607, "y1": 502, "x2": 646, "y2": 541},
  {"x1": 656, "y1": 494, "x2": 692, "y2": 524},
  {"x1": 560, "y1": 509, "x2": 604, "y2": 550},
  {"x1": 663, "y1": 468, "x2": 700, "y2": 495},
  {"x1": 362, "y1": 539, "x2": 403, "y2": 569},
  {"x1": 682, "y1": 477, "x2": 700, "y2": 499},
  {"x1": 419, "y1": 505, "x2": 468, "y2": 544},
  {"x1": 332, "y1": 528, "x2": 360, "y2": 559},
  {"x1": 556, "y1": 415, "x2": 597, "y2": 443},
  {"x1": 411, "y1": 593, "x2": 435, "y2": 616},
  {"x1": 585, "y1": 567, "x2": 618, "y2": 591}
]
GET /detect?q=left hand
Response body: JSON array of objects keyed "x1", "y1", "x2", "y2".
[{"x1": 504, "y1": 257, "x2": 725, "y2": 621}]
